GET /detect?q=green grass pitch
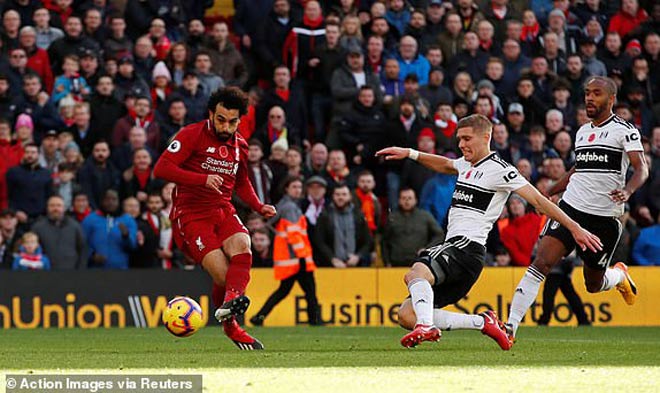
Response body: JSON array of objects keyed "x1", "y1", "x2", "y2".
[{"x1": 1, "y1": 327, "x2": 659, "y2": 392}]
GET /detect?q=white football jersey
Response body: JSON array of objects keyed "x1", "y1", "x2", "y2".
[
  {"x1": 447, "y1": 153, "x2": 529, "y2": 245},
  {"x1": 563, "y1": 114, "x2": 643, "y2": 217}
]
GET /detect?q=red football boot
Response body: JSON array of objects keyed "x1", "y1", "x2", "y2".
[
  {"x1": 480, "y1": 310, "x2": 513, "y2": 350},
  {"x1": 400, "y1": 324, "x2": 441, "y2": 348},
  {"x1": 223, "y1": 317, "x2": 264, "y2": 350}
]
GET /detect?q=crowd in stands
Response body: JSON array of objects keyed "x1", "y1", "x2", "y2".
[{"x1": 0, "y1": 0, "x2": 659, "y2": 271}]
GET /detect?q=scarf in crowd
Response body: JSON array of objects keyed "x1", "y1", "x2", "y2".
[
  {"x1": 134, "y1": 167, "x2": 151, "y2": 190},
  {"x1": 327, "y1": 166, "x2": 350, "y2": 183},
  {"x1": 128, "y1": 108, "x2": 155, "y2": 129},
  {"x1": 267, "y1": 124, "x2": 288, "y2": 144},
  {"x1": 355, "y1": 189, "x2": 376, "y2": 233},
  {"x1": 16, "y1": 250, "x2": 46, "y2": 270},
  {"x1": 303, "y1": 14, "x2": 324, "y2": 29},
  {"x1": 521, "y1": 23, "x2": 540, "y2": 42},
  {"x1": 434, "y1": 113, "x2": 458, "y2": 138}
]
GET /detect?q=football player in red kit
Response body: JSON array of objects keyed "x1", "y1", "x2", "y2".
[{"x1": 154, "y1": 87, "x2": 276, "y2": 350}]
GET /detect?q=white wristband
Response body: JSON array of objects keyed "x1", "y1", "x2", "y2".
[{"x1": 408, "y1": 148, "x2": 420, "y2": 161}]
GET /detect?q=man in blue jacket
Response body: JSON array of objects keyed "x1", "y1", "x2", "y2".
[
  {"x1": 633, "y1": 212, "x2": 660, "y2": 265},
  {"x1": 5, "y1": 143, "x2": 52, "y2": 227},
  {"x1": 82, "y1": 189, "x2": 137, "y2": 269}
]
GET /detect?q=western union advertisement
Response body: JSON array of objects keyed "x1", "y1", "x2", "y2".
[{"x1": 0, "y1": 268, "x2": 657, "y2": 329}]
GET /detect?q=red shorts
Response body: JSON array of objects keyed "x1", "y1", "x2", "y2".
[{"x1": 172, "y1": 207, "x2": 249, "y2": 264}]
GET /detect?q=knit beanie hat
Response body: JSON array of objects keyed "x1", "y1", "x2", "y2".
[
  {"x1": 152, "y1": 61, "x2": 172, "y2": 82},
  {"x1": 15, "y1": 113, "x2": 33, "y2": 131}
]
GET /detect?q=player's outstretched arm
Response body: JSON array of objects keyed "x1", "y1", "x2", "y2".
[
  {"x1": 547, "y1": 166, "x2": 575, "y2": 196},
  {"x1": 375, "y1": 146, "x2": 458, "y2": 175},
  {"x1": 515, "y1": 184, "x2": 603, "y2": 253},
  {"x1": 609, "y1": 151, "x2": 649, "y2": 204}
]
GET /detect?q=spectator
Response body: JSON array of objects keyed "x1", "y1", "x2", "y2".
[
  {"x1": 0, "y1": 208, "x2": 24, "y2": 269},
  {"x1": 381, "y1": 58, "x2": 404, "y2": 106},
  {"x1": 114, "y1": 56, "x2": 150, "y2": 102},
  {"x1": 176, "y1": 70, "x2": 208, "y2": 123},
  {"x1": 330, "y1": 46, "x2": 382, "y2": 120},
  {"x1": 369, "y1": 16, "x2": 399, "y2": 54},
  {"x1": 150, "y1": 61, "x2": 173, "y2": 115},
  {"x1": 147, "y1": 18, "x2": 170, "y2": 61},
  {"x1": 161, "y1": 182, "x2": 175, "y2": 217},
  {"x1": 79, "y1": 49, "x2": 101, "y2": 89},
  {"x1": 366, "y1": 34, "x2": 385, "y2": 76},
  {"x1": 579, "y1": 37, "x2": 607, "y2": 77},
  {"x1": 21, "y1": 26, "x2": 54, "y2": 94},
  {"x1": 159, "y1": 98, "x2": 188, "y2": 148},
  {"x1": 352, "y1": 170, "x2": 382, "y2": 237},
  {"x1": 70, "y1": 192, "x2": 91, "y2": 223},
  {"x1": 505, "y1": 102, "x2": 528, "y2": 147},
  {"x1": 545, "y1": 108, "x2": 567, "y2": 144},
  {"x1": 423, "y1": 0, "x2": 448, "y2": 49},
  {"x1": 78, "y1": 140, "x2": 120, "y2": 209},
  {"x1": 491, "y1": 123, "x2": 518, "y2": 164},
  {"x1": 104, "y1": 15, "x2": 132, "y2": 59},
  {"x1": 7, "y1": 48, "x2": 31, "y2": 94},
  {"x1": 574, "y1": 0, "x2": 609, "y2": 29},
  {"x1": 11, "y1": 231, "x2": 51, "y2": 270},
  {"x1": 47, "y1": 16, "x2": 100, "y2": 73},
  {"x1": 484, "y1": 0, "x2": 521, "y2": 42},
  {"x1": 89, "y1": 75, "x2": 125, "y2": 145},
  {"x1": 437, "y1": 12, "x2": 464, "y2": 64},
  {"x1": 500, "y1": 38, "x2": 531, "y2": 99},
  {"x1": 562, "y1": 54, "x2": 589, "y2": 104},
  {"x1": 385, "y1": 0, "x2": 410, "y2": 36},
  {"x1": 31, "y1": 195, "x2": 86, "y2": 270},
  {"x1": 112, "y1": 95, "x2": 160, "y2": 152},
  {"x1": 251, "y1": 176, "x2": 319, "y2": 326},
  {"x1": 257, "y1": 65, "x2": 307, "y2": 140},
  {"x1": 123, "y1": 195, "x2": 158, "y2": 269},
  {"x1": 607, "y1": 0, "x2": 648, "y2": 39},
  {"x1": 194, "y1": 51, "x2": 224, "y2": 95},
  {"x1": 309, "y1": 21, "x2": 343, "y2": 143},
  {"x1": 119, "y1": 147, "x2": 163, "y2": 203},
  {"x1": 340, "y1": 15, "x2": 363, "y2": 51},
  {"x1": 253, "y1": 0, "x2": 296, "y2": 84},
  {"x1": 323, "y1": 149, "x2": 356, "y2": 192},
  {"x1": 0, "y1": 119, "x2": 22, "y2": 209},
  {"x1": 82, "y1": 189, "x2": 137, "y2": 269},
  {"x1": 12, "y1": 113, "x2": 33, "y2": 149},
  {"x1": 32, "y1": 7, "x2": 64, "y2": 50},
  {"x1": 301, "y1": 175, "x2": 328, "y2": 254},
  {"x1": 552, "y1": 130, "x2": 575, "y2": 169},
  {"x1": 143, "y1": 193, "x2": 175, "y2": 269},
  {"x1": 6, "y1": 143, "x2": 52, "y2": 224},
  {"x1": 0, "y1": 74, "x2": 20, "y2": 121},
  {"x1": 255, "y1": 105, "x2": 301, "y2": 158},
  {"x1": 305, "y1": 142, "x2": 329, "y2": 177},
  {"x1": 208, "y1": 22, "x2": 247, "y2": 87},
  {"x1": 245, "y1": 139, "x2": 273, "y2": 207},
  {"x1": 401, "y1": 128, "x2": 439, "y2": 197},
  {"x1": 513, "y1": 76, "x2": 549, "y2": 128},
  {"x1": 53, "y1": 162, "x2": 80, "y2": 210},
  {"x1": 337, "y1": 85, "x2": 386, "y2": 166},
  {"x1": 541, "y1": 31, "x2": 567, "y2": 75},
  {"x1": 499, "y1": 194, "x2": 544, "y2": 266},
  {"x1": 551, "y1": 80, "x2": 577, "y2": 132},
  {"x1": 527, "y1": 126, "x2": 558, "y2": 175},
  {"x1": 251, "y1": 227, "x2": 273, "y2": 268},
  {"x1": 382, "y1": 187, "x2": 444, "y2": 267},
  {"x1": 37, "y1": 129, "x2": 61, "y2": 172},
  {"x1": 546, "y1": 8, "x2": 580, "y2": 57},
  {"x1": 83, "y1": 8, "x2": 106, "y2": 46},
  {"x1": 67, "y1": 102, "x2": 97, "y2": 157},
  {"x1": 633, "y1": 211, "x2": 660, "y2": 265},
  {"x1": 420, "y1": 68, "x2": 453, "y2": 114},
  {"x1": 599, "y1": 32, "x2": 631, "y2": 75},
  {"x1": 478, "y1": 17, "x2": 500, "y2": 57},
  {"x1": 314, "y1": 184, "x2": 372, "y2": 267},
  {"x1": 395, "y1": 35, "x2": 431, "y2": 86},
  {"x1": 132, "y1": 36, "x2": 156, "y2": 86},
  {"x1": 448, "y1": 31, "x2": 488, "y2": 84},
  {"x1": 51, "y1": 54, "x2": 89, "y2": 104},
  {"x1": 451, "y1": 71, "x2": 474, "y2": 104}
]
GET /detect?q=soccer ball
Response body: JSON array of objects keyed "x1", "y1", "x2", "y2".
[{"x1": 162, "y1": 296, "x2": 205, "y2": 337}]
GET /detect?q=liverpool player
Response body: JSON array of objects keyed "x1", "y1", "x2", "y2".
[{"x1": 154, "y1": 87, "x2": 276, "y2": 350}]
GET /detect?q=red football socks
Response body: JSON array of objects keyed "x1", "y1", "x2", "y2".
[{"x1": 223, "y1": 253, "x2": 252, "y2": 303}]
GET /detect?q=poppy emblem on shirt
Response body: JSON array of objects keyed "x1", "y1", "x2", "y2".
[
  {"x1": 466, "y1": 170, "x2": 472, "y2": 179},
  {"x1": 219, "y1": 146, "x2": 229, "y2": 158},
  {"x1": 588, "y1": 133, "x2": 596, "y2": 142}
]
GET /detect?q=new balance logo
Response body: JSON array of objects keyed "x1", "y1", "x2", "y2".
[
  {"x1": 515, "y1": 287, "x2": 524, "y2": 294},
  {"x1": 196, "y1": 236, "x2": 205, "y2": 251},
  {"x1": 206, "y1": 147, "x2": 216, "y2": 153},
  {"x1": 415, "y1": 299, "x2": 427, "y2": 305}
]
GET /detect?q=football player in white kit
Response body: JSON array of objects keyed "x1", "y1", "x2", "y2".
[
  {"x1": 506, "y1": 76, "x2": 649, "y2": 344},
  {"x1": 376, "y1": 114, "x2": 602, "y2": 350}
]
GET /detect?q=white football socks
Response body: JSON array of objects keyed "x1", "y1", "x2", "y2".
[
  {"x1": 508, "y1": 265, "x2": 545, "y2": 335},
  {"x1": 599, "y1": 267, "x2": 625, "y2": 291},
  {"x1": 433, "y1": 309, "x2": 484, "y2": 330},
  {"x1": 408, "y1": 278, "x2": 434, "y2": 326}
]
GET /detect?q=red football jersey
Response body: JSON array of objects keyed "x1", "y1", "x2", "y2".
[{"x1": 154, "y1": 120, "x2": 263, "y2": 223}]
